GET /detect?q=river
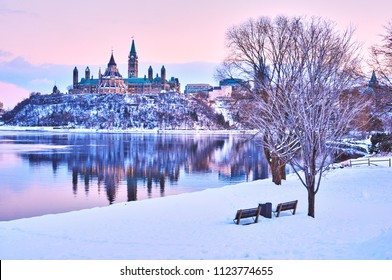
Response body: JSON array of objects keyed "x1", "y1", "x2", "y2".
[{"x1": 0, "y1": 131, "x2": 269, "y2": 221}]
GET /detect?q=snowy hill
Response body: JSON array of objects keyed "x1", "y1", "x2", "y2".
[{"x1": 1, "y1": 93, "x2": 229, "y2": 130}]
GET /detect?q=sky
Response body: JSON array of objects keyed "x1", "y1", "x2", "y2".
[{"x1": 0, "y1": 0, "x2": 391, "y2": 109}]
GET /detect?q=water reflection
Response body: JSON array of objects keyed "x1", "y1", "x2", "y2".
[{"x1": 0, "y1": 132, "x2": 268, "y2": 220}]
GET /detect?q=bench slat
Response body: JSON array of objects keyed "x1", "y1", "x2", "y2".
[
  {"x1": 274, "y1": 200, "x2": 298, "y2": 217},
  {"x1": 234, "y1": 205, "x2": 262, "y2": 225}
]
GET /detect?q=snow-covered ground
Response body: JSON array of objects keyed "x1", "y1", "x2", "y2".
[{"x1": 1, "y1": 162, "x2": 391, "y2": 260}]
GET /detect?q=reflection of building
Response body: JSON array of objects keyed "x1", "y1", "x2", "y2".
[
  {"x1": 19, "y1": 134, "x2": 269, "y2": 205},
  {"x1": 0, "y1": 101, "x2": 4, "y2": 116},
  {"x1": 70, "y1": 39, "x2": 180, "y2": 94}
]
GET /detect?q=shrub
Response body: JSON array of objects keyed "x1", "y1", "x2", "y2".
[{"x1": 369, "y1": 133, "x2": 392, "y2": 154}]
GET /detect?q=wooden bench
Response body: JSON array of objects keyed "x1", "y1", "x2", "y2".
[
  {"x1": 273, "y1": 200, "x2": 298, "y2": 217},
  {"x1": 233, "y1": 205, "x2": 262, "y2": 225}
]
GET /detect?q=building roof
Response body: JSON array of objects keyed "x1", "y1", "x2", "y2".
[
  {"x1": 79, "y1": 78, "x2": 99, "y2": 86},
  {"x1": 130, "y1": 39, "x2": 136, "y2": 54},
  {"x1": 219, "y1": 78, "x2": 245, "y2": 86},
  {"x1": 125, "y1": 77, "x2": 151, "y2": 85},
  {"x1": 108, "y1": 52, "x2": 117, "y2": 66}
]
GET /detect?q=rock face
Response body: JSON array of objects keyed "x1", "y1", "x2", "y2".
[{"x1": 2, "y1": 93, "x2": 229, "y2": 130}]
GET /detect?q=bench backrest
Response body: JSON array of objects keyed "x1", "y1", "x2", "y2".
[
  {"x1": 275, "y1": 200, "x2": 298, "y2": 217},
  {"x1": 279, "y1": 201, "x2": 297, "y2": 211},
  {"x1": 235, "y1": 207, "x2": 259, "y2": 219}
]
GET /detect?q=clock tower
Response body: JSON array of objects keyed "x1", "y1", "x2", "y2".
[{"x1": 128, "y1": 39, "x2": 138, "y2": 78}]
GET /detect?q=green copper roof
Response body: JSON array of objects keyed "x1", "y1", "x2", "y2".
[
  {"x1": 125, "y1": 77, "x2": 151, "y2": 85},
  {"x1": 79, "y1": 78, "x2": 151, "y2": 86},
  {"x1": 130, "y1": 39, "x2": 136, "y2": 54},
  {"x1": 79, "y1": 78, "x2": 99, "y2": 85}
]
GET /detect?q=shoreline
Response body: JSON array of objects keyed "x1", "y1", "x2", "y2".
[{"x1": 0, "y1": 125, "x2": 259, "y2": 135}]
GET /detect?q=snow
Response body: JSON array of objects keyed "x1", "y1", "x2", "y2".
[
  {"x1": 2, "y1": 93, "x2": 234, "y2": 131},
  {"x1": 0, "y1": 162, "x2": 391, "y2": 260}
]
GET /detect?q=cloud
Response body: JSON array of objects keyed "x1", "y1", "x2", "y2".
[
  {"x1": 30, "y1": 78, "x2": 54, "y2": 86},
  {"x1": 0, "y1": 82, "x2": 30, "y2": 110},
  {"x1": 0, "y1": 50, "x2": 14, "y2": 62},
  {"x1": 0, "y1": 4, "x2": 38, "y2": 17},
  {"x1": 0, "y1": 8, "x2": 21, "y2": 15},
  {"x1": 0, "y1": 56, "x2": 72, "y2": 94}
]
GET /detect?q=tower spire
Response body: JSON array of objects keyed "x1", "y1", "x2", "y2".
[
  {"x1": 130, "y1": 38, "x2": 136, "y2": 54},
  {"x1": 73, "y1": 66, "x2": 79, "y2": 89},
  {"x1": 108, "y1": 50, "x2": 117, "y2": 67},
  {"x1": 128, "y1": 38, "x2": 138, "y2": 78},
  {"x1": 369, "y1": 70, "x2": 378, "y2": 87}
]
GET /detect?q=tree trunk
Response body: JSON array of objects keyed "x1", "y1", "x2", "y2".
[
  {"x1": 264, "y1": 144, "x2": 287, "y2": 185},
  {"x1": 270, "y1": 153, "x2": 286, "y2": 185},
  {"x1": 307, "y1": 178, "x2": 316, "y2": 218},
  {"x1": 271, "y1": 155, "x2": 282, "y2": 185},
  {"x1": 280, "y1": 163, "x2": 286, "y2": 180}
]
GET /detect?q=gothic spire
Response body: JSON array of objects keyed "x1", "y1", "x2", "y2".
[
  {"x1": 130, "y1": 39, "x2": 136, "y2": 55},
  {"x1": 108, "y1": 51, "x2": 117, "y2": 67},
  {"x1": 369, "y1": 70, "x2": 378, "y2": 87}
]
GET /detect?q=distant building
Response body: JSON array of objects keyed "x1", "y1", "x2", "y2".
[
  {"x1": 339, "y1": 70, "x2": 392, "y2": 132},
  {"x1": 208, "y1": 86, "x2": 232, "y2": 100},
  {"x1": 52, "y1": 85, "x2": 61, "y2": 94},
  {"x1": 368, "y1": 70, "x2": 379, "y2": 88},
  {"x1": 184, "y1": 84, "x2": 212, "y2": 95},
  {"x1": 364, "y1": 70, "x2": 391, "y2": 111},
  {"x1": 70, "y1": 39, "x2": 180, "y2": 94},
  {"x1": 185, "y1": 80, "x2": 246, "y2": 101},
  {"x1": 219, "y1": 78, "x2": 249, "y2": 93}
]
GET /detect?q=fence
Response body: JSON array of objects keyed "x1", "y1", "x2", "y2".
[{"x1": 349, "y1": 157, "x2": 392, "y2": 167}]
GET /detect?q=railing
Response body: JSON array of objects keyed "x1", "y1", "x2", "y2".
[{"x1": 349, "y1": 157, "x2": 392, "y2": 167}]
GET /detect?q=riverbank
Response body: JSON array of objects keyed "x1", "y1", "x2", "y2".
[
  {"x1": 0, "y1": 125, "x2": 258, "y2": 135},
  {"x1": 1, "y1": 162, "x2": 391, "y2": 260}
]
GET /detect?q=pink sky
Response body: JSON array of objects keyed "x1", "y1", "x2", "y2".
[{"x1": 1, "y1": 0, "x2": 391, "y2": 108}]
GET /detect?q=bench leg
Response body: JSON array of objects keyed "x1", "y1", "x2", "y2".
[
  {"x1": 254, "y1": 205, "x2": 262, "y2": 223},
  {"x1": 292, "y1": 201, "x2": 298, "y2": 215},
  {"x1": 275, "y1": 205, "x2": 282, "y2": 217},
  {"x1": 236, "y1": 210, "x2": 242, "y2": 225}
]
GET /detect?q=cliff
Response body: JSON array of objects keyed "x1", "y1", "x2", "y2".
[{"x1": 1, "y1": 93, "x2": 229, "y2": 130}]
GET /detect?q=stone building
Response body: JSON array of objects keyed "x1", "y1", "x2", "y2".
[{"x1": 70, "y1": 39, "x2": 180, "y2": 94}]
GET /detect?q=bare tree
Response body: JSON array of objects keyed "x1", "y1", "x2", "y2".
[
  {"x1": 371, "y1": 20, "x2": 392, "y2": 90},
  {"x1": 217, "y1": 16, "x2": 304, "y2": 185},
  {"x1": 370, "y1": 20, "x2": 392, "y2": 129},
  {"x1": 220, "y1": 16, "x2": 367, "y2": 217}
]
